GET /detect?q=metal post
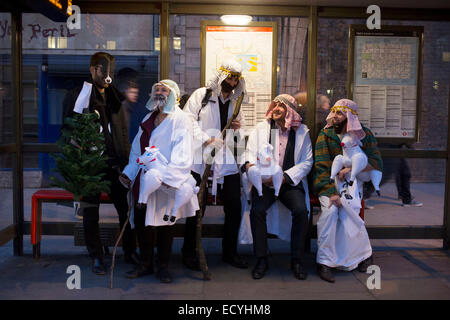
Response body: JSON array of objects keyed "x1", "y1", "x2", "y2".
[
  {"x1": 11, "y1": 9, "x2": 24, "y2": 256},
  {"x1": 306, "y1": 6, "x2": 318, "y2": 143},
  {"x1": 305, "y1": 6, "x2": 318, "y2": 253},
  {"x1": 159, "y1": 2, "x2": 170, "y2": 79},
  {"x1": 444, "y1": 89, "x2": 450, "y2": 250}
]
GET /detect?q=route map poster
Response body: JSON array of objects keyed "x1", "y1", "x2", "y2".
[
  {"x1": 349, "y1": 26, "x2": 423, "y2": 140},
  {"x1": 201, "y1": 21, "x2": 277, "y2": 131}
]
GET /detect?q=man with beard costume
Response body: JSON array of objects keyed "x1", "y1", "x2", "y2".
[
  {"x1": 313, "y1": 99, "x2": 382, "y2": 283},
  {"x1": 62, "y1": 52, "x2": 138, "y2": 275},
  {"x1": 182, "y1": 59, "x2": 249, "y2": 270},
  {"x1": 119, "y1": 79, "x2": 198, "y2": 283}
]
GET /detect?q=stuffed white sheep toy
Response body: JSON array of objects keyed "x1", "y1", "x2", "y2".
[
  {"x1": 136, "y1": 146, "x2": 199, "y2": 223},
  {"x1": 246, "y1": 142, "x2": 284, "y2": 198},
  {"x1": 330, "y1": 133, "x2": 382, "y2": 195}
]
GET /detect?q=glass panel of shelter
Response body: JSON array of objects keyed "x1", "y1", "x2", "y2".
[
  {"x1": 18, "y1": 13, "x2": 161, "y2": 225},
  {"x1": 20, "y1": 13, "x2": 161, "y2": 189},
  {"x1": 0, "y1": 12, "x2": 13, "y2": 231}
]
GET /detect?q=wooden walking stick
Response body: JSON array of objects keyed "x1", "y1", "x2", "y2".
[
  {"x1": 110, "y1": 215, "x2": 130, "y2": 289},
  {"x1": 110, "y1": 188, "x2": 133, "y2": 289},
  {"x1": 196, "y1": 92, "x2": 245, "y2": 281}
]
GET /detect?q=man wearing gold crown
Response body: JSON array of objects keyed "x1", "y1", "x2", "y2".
[
  {"x1": 313, "y1": 98, "x2": 383, "y2": 283},
  {"x1": 182, "y1": 59, "x2": 249, "y2": 270}
]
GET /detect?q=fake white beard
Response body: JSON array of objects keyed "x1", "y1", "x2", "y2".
[{"x1": 146, "y1": 96, "x2": 167, "y2": 111}]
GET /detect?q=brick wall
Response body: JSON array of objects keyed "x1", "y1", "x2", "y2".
[{"x1": 170, "y1": 15, "x2": 221, "y2": 95}]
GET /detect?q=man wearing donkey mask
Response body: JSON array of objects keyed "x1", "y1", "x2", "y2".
[{"x1": 62, "y1": 52, "x2": 138, "y2": 275}]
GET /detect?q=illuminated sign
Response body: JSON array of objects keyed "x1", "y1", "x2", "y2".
[
  {"x1": 18, "y1": 0, "x2": 71, "y2": 22},
  {"x1": 48, "y1": 0, "x2": 63, "y2": 10}
]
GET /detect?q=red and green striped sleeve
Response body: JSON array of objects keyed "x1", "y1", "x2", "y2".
[{"x1": 313, "y1": 130, "x2": 339, "y2": 197}]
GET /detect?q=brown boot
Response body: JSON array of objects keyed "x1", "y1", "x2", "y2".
[{"x1": 317, "y1": 263, "x2": 335, "y2": 283}]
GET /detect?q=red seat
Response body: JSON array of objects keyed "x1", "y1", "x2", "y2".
[{"x1": 31, "y1": 190, "x2": 110, "y2": 259}]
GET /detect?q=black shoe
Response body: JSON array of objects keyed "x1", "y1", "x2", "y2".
[
  {"x1": 357, "y1": 255, "x2": 373, "y2": 273},
  {"x1": 182, "y1": 255, "x2": 201, "y2": 271},
  {"x1": 291, "y1": 261, "x2": 308, "y2": 280},
  {"x1": 124, "y1": 252, "x2": 140, "y2": 265},
  {"x1": 135, "y1": 203, "x2": 147, "y2": 211},
  {"x1": 125, "y1": 264, "x2": 154, "y2": 279},
  {"x1": 92, "y1": 258, "x2": 107, "y2": 276},
  {"x1": 252, "y1": 258, "x2": 268, "y2": 280},
  {"x1": 223, "y1": 255, "x2": 248, "y2": 269},
  {"x1": 157, "y1": 268, "x2": 173, "y2": 283},
  {"x1": 317, "y1": 264, "x2": 335, "y2": 283}
]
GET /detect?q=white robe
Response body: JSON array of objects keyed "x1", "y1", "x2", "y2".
[
  {"x1": 239, "y1": 120, "x2": 313, "y2": 243},
  {"x1": 123, "y1": 107, "x2": 199, "y2": 227},
  {"x1": 317, "y1": 177, "x2": 372, "y2": 271},
  {"x1": 183, "y1": 87, "x2": 246, "y2": 188}
]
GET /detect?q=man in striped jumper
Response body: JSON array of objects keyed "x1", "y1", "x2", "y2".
[{"x1": 313, "y1": 99, "x2": 383, "y2": 283}]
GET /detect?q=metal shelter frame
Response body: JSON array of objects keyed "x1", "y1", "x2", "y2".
[{"x1": 0, "y1": 2, "x2": 449, "y2": 254}]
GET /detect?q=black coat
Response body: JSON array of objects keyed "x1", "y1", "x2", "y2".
[{"x1": 61, "y1": 80, "x2": 131, "y2": 170}]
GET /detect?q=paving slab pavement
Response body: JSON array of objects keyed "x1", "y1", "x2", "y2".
[
  {"x1": 0, "y1": 182, "x2": 449, "y2": 300},
  {"x1": 0, "y1": 236, "x2": 449, "y2": 300}
]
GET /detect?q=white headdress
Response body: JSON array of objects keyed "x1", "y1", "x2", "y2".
[
  {"x1": 206, "y1": 58, "x2": 247, "y2": 102},
  {"x1": 146, "y1": 79, "x2": 180, "y2": 114}
]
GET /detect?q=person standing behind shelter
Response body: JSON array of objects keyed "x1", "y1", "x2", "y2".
[
  {"x1": 363, "y1": 142, "x2": 423, "y2": 208},
  {"x1": 61, "y1": 52, "x2": 138, "y2": 275},
  {"x1": 292, "y1": 92, "x2": 331, "y2": 135},
  {"x1": 182, "y1": 59, "x2": 248, "y2": 270},
  {"x1": 313, "y1": 98, "x2": 383, "y2": 283},
  {"x1": 316, "y1": 94, "x2": 331, "y2": 130},
  {"x1": 293, "y1": 91, "x2": 307, "y2": 121},
  {"x1": 116, "y1": 67, "x2": 140, "y2": 142},
  {"x1": 243, "y1": 94, "x2": 313, "y2": 280}
]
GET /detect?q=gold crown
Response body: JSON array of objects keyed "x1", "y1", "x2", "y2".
[
  {"x1": 219, "y1": 67, "x2": 243, "y2": 80},
  {"x1": 331, "y1": 105, "x2": 357, "y2": 115}
]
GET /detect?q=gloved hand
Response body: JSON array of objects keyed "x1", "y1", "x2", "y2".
[{"x1": 119, "y1": 173, "x2": 131, "y2": 189}]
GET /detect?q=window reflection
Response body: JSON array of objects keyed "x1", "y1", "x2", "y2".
[{"x1": 20, "y1": 13, "x2": 161, "y2": 186}]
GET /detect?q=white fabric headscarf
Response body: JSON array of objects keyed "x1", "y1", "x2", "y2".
[
  {"x1": 325, "y1": 98, "x2": 366, "y2": 140},
  {"x1": 206, "y1": 58, "x2": 248, "y2": 102},
  {"x1": 146, "y1": 79, "x2": 180, "y2": 114}
]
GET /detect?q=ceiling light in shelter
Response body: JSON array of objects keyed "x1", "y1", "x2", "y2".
[{"x1": 220, "y1": 15, "x2": 253, "y2": 25}]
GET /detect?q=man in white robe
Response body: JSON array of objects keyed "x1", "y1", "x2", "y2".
[
  {"x1": 182, "y1": 59, "x2": 248, "y2": 270},
  {"x1": 314, "y1": 99, "x2": 383, "y2": 283},
  {"x1": 243, "y1": 94, "x2": 313, "y2": 280},
  {"x1": 120, "y1": 79, "x2": 198, "y2": 283}
]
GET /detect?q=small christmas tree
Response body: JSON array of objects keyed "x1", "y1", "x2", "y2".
[{"x1": 51, "y1": 112, "x2": 111, "y2": 202}]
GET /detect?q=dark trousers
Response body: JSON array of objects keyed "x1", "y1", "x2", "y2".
[
  {"x1": 394, "y1": 158, "x2": 412, "y2": 203},
  {"x1": 250, "y1": 183, "x2": 308, "y2": 261},
  {"x1": 183, "y1": 172, "x2": 242, "y2": 259},
  {"x1": 363, "y1": 158, "x2": 412, "y2": 203},
  {"x1": 133, "y1": 206, "x2": 175, "y2": 269},
  {"x1": 82, "y1": 168, "x2": 136, "y2": 259}
]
